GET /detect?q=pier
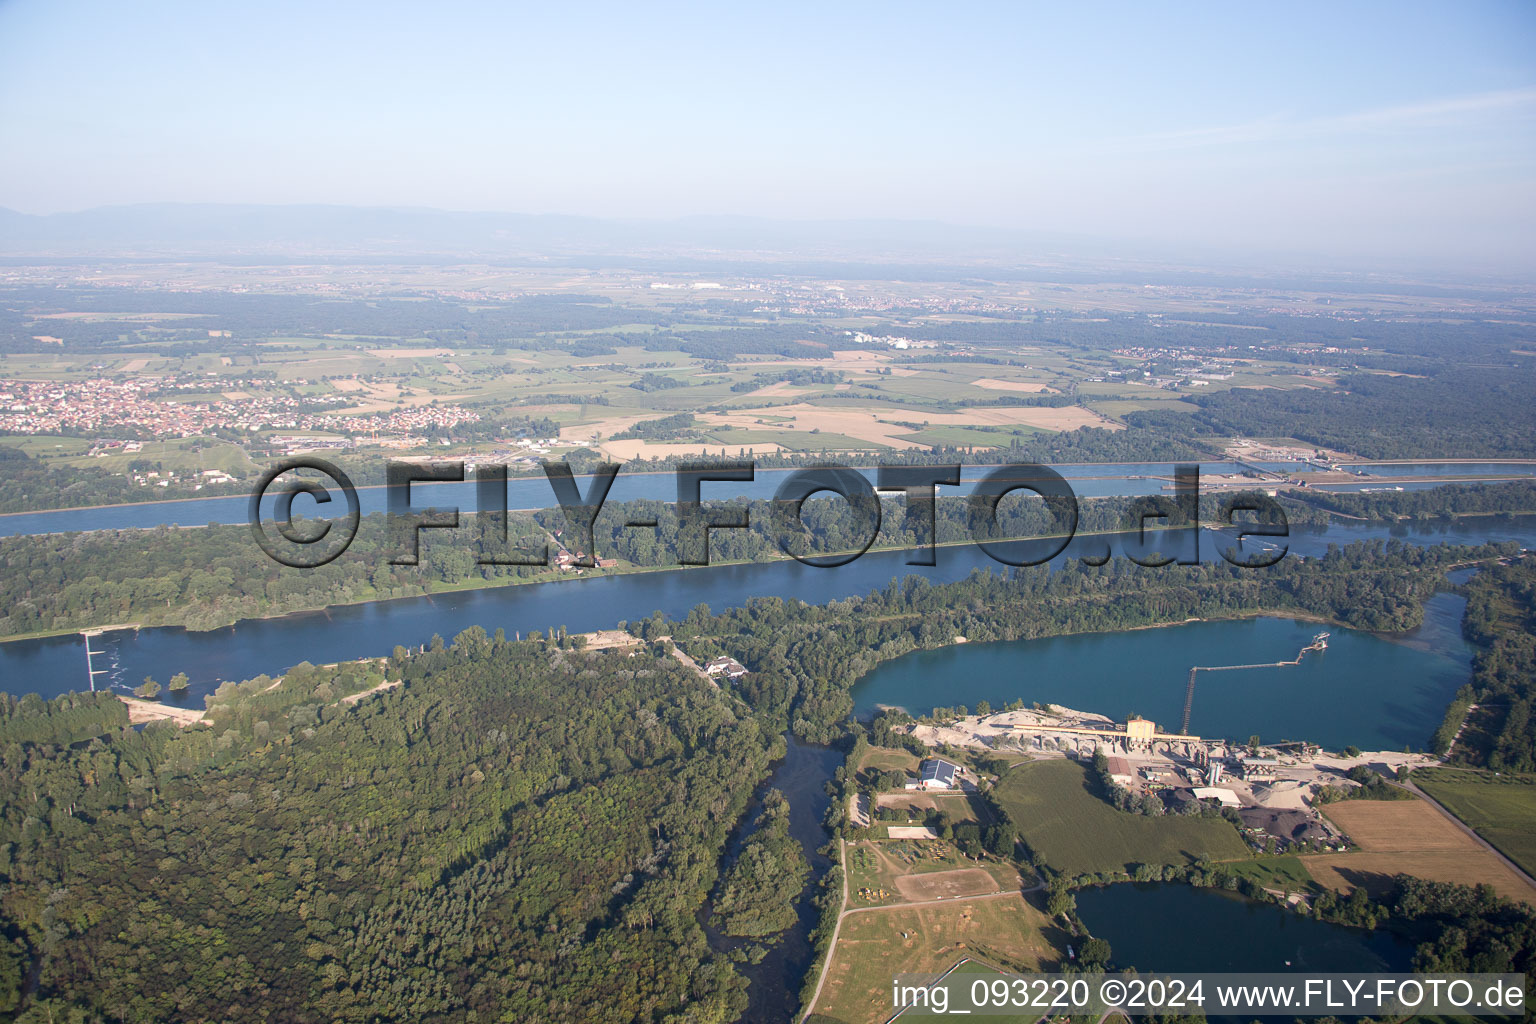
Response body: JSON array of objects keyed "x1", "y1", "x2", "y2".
[
  {"x1": 82, "y1": 628, "x2": 109, "y2": 692},
  {"x1": 80, "y1": 624, "x2": 140, "y2": 692},
  {"x1": 1180, "y1": 632, "x2": 1330, "y2": 734}
]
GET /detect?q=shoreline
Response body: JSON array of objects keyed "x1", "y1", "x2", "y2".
[
  {"x1": 0, "y1": 521, "x2": 1216, "y2": 645},
  {"x1": 1, "y1": 512, "x2": 1511, "y2": 645}
]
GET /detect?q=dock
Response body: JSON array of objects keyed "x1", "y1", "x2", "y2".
[{"x1": 80, "y1": 624, "x2": 140, "y2": 692}]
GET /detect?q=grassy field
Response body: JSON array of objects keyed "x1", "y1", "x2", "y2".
[
  {"x1": 873, "y1": 790, "x2": 991, "y2": 826},
  {"x1": 1221, "y1": 855, "x2": 1317, "y2": 891},
  {"x1": 857, "y1": 746, "x2": 921, "y2": 775},
  {"x1": 1413, "y1": 769, "x2": 1536, "y2": 879},
  {"x1": 1304, "y1": 796, "x2": 1536, "y2": 905},
  {"x1": 992, "y1": 759, "x2": 1249, "y2": 875},
  {"x1": 809, "y1": 894, "x2": 1066, "y2": 1024},
  {"x1": 844, "y1": 839, "x2": 1019, "y2": 908}
]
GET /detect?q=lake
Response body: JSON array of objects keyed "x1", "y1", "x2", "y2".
[
  {"x1": 1076, "y1": 883, "x2": 1413, "y2": 973},
  {"x1": 848, "y1": 597, "x2": 1472, "y2": 751}
]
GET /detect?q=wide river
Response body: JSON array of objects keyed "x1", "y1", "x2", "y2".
[
  {"x1": 5, "y1": 459, "x2": 1534, "y2": 539},
  {"x1": 4, "y1": 515, "x2": 1534, "y2": 746},
  {"x1": 0, "y1": 461, "x2": 1305, "y2": 536}
]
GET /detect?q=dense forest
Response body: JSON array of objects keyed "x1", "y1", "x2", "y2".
[
  {"x1": 1440, "y1": 560, "x2": 1536, "y2": 771},
  {"x1": 708, "y1": 791, "x2": 809, "y2": 938},
  {"x1": 0, "y1": 633, "x2": 778, "y2": 1022},
  {"x1": 642, "y1": 540, "x2": 1511, "y2": 742},
  {"x1": 1129, "y1": 364, "x2": 1536, "y2": 459},
  {"x1": 1284, "y1": 480, "x2": 1536, "y2": 523}
]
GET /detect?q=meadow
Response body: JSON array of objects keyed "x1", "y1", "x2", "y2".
[{"x1": 992, "y1": 758, "x2": 1249, "y2": 875}]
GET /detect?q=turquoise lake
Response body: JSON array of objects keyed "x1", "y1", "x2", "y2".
[{"x1": 849, "y1": 591, "x2": 1472, "y2": 751}]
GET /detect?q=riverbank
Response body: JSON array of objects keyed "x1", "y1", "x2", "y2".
[{"x1": 0, "y1": 521, "x2": 1203, "y2": 644}]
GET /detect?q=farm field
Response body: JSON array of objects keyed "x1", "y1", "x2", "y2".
[
  {"x1": 872, "y1": 790, "x2": 992, "y2": 826},
  {"x1": 992, "y1": 759, "x2": 1250, "y2": 875},
  {"x1": 1406, "y1": 767, "x2": 1536, "y2": 872},
  {"x1": 855, "y1": 745, "x2": 921, "y2": 777},
  {"x1": 1411, "y1": 771, "x2": 1536, "y2": 879},
  {"x1": 844, "y1": 839, "x2": 1020, "y2": 909},
  {"x1": 1219, "y1": 855, "x2": 1317, "y2": 892},
  {"x1": 808, "y1": 893, "x2": 1065, "y2": 1024},
  {"x1": 1303, "y1": 796, "x2": 1536, "y2": 906}
]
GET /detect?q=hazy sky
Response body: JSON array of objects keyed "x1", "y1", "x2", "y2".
[{"x1": 2, "y1": 1, "x2": 1534, "y2": 270}]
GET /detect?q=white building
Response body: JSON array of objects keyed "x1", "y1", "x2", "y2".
[
  {"x1": 905, "y1": 758, "x2": 961, "y2": 791},
  {"x1": 703, "y1": 656, "x2": 748, "y2": 680}
]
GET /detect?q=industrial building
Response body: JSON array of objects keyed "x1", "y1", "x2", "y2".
[
  {"x1": 1105, "y1": 756, "x2": 1136, "y2": 787},
  {"x1": 906, "y1": 758, "x2": 961, "y2": 791},
  {"x1": 1007, "y1": 712, "x2": 1198, "y2": 750},
  {"x1": 1240, "y1": 757, "x2": 1280, "y2": 779},
  {"x1": 1192, "y1": 786, "x2": 1241, "y2": 807}
]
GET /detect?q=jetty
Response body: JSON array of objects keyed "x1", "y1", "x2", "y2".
[
  {"x1": 80, "y1": 624, "x2": 141, "y2": 692},
  {"x1": 1180, "y1": 632, "x2": 1330, "y2": 734}
]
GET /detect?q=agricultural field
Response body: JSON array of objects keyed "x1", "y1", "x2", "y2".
[
  {"x1": 992, "y1": 759, "x2": 1250, "y2": 875},
  {"x1": 1411, "y1": 769, "x2": 1536, "y2": 879},
  {"x1": 844, "y1": 839, "x2": 1020, "y2": 909},
  {"x1": 1303, "y1": 796, "x2": 1536, "y2": 906},
  {"x1": 872, "y1": 790, "x2": 992, "y2": 827},
  {"x1": 5, "y1": 269, "x2": 1498, "y2": 517},
  {"x1": 808, "y1": 893, "x2": 1065, "y2": 1024}
]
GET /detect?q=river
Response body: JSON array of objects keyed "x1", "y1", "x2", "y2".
[
  {"x1": 10, "y1": 458, "x2": 1534, "y2": 540},
  {"x1": 4, "y1": 515, "x2": 1533, "y2": 705},
  {"x1": 0, "y1": 461, "x2": 1310, "y2": 537}
]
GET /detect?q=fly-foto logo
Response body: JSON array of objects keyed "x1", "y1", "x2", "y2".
[{"x1": 248, "y1": 459, "x2": 1289, "y2": 570}]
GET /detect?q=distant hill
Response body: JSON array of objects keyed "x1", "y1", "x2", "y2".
[
  {"x1": 1, "y1": 203, "x2": 1515, "y2": 287},
  {"x1": 0, "y1": 202, "x2": 1095, "y2": 263}
]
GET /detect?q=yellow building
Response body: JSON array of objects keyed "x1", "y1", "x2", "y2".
[{"x1": 1125, "y1": 716, "x2": 1156, "y2": 747}]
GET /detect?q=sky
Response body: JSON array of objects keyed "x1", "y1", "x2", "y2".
[{"x1": 1, "y1": 1, "x2": 1534, "y2": 272}]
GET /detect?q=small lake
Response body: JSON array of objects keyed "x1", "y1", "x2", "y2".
[
  {"x1": 848, "y1": 593, "x2": 1473, "y2": 751},
  {"x1": 1076, "y1": 883, "x2": 1414, "y2": 973}
]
